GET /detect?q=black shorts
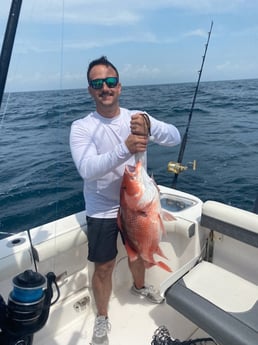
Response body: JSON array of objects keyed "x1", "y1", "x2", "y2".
[{"x1": 86, "y1": 216, "x2": 119, "y2": 263}]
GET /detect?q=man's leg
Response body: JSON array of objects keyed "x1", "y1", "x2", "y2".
[
  {"x1": 92, "y1": 258, "x2": 116, "y2": 316},
  {"x1": 128, "y1": 256, "x2": 145, "y2": 289},
  {"x1": 128, "y1": 256, "x2": 164, "y2": 304}
]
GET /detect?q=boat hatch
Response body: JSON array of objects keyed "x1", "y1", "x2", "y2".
[{"x1": 160, "y1": 193, "x2": 197, "y2": 212}]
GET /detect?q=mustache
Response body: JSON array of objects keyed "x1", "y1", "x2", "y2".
[{"x1": 99, "y1": 90, "x2": 114, "y2": 97}]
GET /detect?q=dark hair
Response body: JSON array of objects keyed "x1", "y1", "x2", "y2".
[{"x1": 87, "y1": 56, "x2": 119, "y2": 82}]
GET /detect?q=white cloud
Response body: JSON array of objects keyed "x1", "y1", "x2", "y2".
[
  {"x1": 64, "y1": 31, "x2": 158, "y2": 51},
  {"x1": 216, "y1": 60, "x2": 257, "y2": 77},
  {"x1": 1, "y1": 0, "x2": 254, "y2": 25},
  {"x1": 121, "y1": 63, "x2": 160, "y2": 80},
  {"x1": 1, "y1": 1, "x2": 141, "y2": 26},
  {"x1": 184, "y1": 29, "x2": 209, "y2": 38},
  {"x1": 216, "y1": 61, "x2": 240, "y2": 71},
  {"x1": 5, "y1": 70, "x2": 81, "y2": 91}
]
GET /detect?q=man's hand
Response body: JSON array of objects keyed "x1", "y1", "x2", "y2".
[
  {"x1": 130, "y1": 113, "x2": 150, "y2": 136},
  {"x1": 125, "y1": 134, "x2": 148, "y2": 154}
]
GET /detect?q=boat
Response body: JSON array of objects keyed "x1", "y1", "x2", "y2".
[
  {"x1": 0, "y1": 2, "x2": 257, "y2": 345},
  {"x1": 1, "y1": 184, "x2": 257, "y2": 345}
]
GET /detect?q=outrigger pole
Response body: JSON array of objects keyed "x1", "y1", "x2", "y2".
[
  {"x1": 170, "y1": 21, "x2": 213, "y2": 188},
  {"x1": 0, "y1": 0, "x2": 23, "y2": 109}
]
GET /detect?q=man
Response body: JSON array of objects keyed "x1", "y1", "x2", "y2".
[{"x1": 70, "y1": 56, "x2": 181, "y2": 345}]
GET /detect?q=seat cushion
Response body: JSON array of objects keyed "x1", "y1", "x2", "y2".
[{"x1": 165, "y1": 261, "x2": 258, "y2": 345}]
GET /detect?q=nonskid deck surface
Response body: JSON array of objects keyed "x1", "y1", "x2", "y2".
[{"x1": 35, "y1": 282, "x2": 185, "y2": 345}]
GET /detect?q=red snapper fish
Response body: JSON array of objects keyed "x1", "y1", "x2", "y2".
[{"x1": 117, "y1": 160, "x2": 175, "y2": 272}]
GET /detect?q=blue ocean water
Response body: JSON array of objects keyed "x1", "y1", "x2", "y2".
[{"x1": 1, "y1": 79, "x2": 257, "y2": 237}]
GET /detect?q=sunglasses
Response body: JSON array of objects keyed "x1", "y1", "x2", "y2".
[{"x1": 89, "y1": 77, "x2": 119, "y2": 89}]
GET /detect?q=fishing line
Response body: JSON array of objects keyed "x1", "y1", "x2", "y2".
[
  {"x1": 52, "y1": 0, "x2": 65, "y2": 273},
  {"x1": 134, "y1": 112, "x2": 153, "y2": 166},
  {"x1": 27, "y1": 229, "x2": 39, "y2": 272},
  {"x1": 172, "y1": 21, "x2": 213, "y2": 188},
  {"x1": 0, "y1": 91, "x2": 11, "y2": 129}
]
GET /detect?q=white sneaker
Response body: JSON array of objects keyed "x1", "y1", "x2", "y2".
[
  {"x1": 130, "y1": 284, "x2": 165, "y2": 304},
  {"x1": 91, "y1": 316, "x2": 111, "y2": 345}
]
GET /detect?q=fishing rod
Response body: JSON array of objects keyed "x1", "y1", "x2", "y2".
[
  {"x1": 168, "y1": 21, "x2": 213, "y2": 188},
  {"x1": 0, "y1": 0, "x2": 23, "y2": 109},
  {"x1": 0, "y1": 0, "x2": 23, "y2": 235}
]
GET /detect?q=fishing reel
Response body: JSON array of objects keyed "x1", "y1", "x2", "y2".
[
  {"x1": 167, "y1": 160, "x2": 196, "y2": 175},
  {"x1": 0, "y1": 269, "x2": 59, "y2": 345}
]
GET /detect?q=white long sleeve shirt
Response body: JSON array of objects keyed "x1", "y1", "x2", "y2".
[{"x1": 70, "y1": 107, "x2": 181, "y2": 218}]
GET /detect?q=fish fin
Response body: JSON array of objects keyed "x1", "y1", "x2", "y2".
[
  {"x1": 161, "y1": 210, "x2": 176, "y2": 221},
  {"x1": 125, "y1": 243, "x2": 138, "y2": 262},
  {"x1": 144, "y1": 259, "x2": 172, "y2": 273},
  {"x1": 155, "y1": 246, "x2": 168, "y2": 260},
  {"x1": 156, "y1": 261, "x2": 173, "y2": 273}
]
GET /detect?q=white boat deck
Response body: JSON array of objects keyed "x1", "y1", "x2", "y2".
[{"x1": 35, "y1": 280, "x2": 200, "y2": 345}]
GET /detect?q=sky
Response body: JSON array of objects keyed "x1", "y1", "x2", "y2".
[{"x1": 1, "y1": 0, "x2": 258, "y2": 92}]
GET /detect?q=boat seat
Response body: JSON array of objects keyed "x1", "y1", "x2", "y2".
[
  {"x1": 201, "y1": 200, "x2": 258, "y2": 247},
  {"x1": 165, "y1": 261, "x2": 258, "y2": 345},
  {"x1": 165, "y1": 201, "x2": 258, "y2": 345}
]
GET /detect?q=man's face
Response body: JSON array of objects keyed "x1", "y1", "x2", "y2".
[{"x1": 88, "y1": 64, "x2": 121, "y2": 116}]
